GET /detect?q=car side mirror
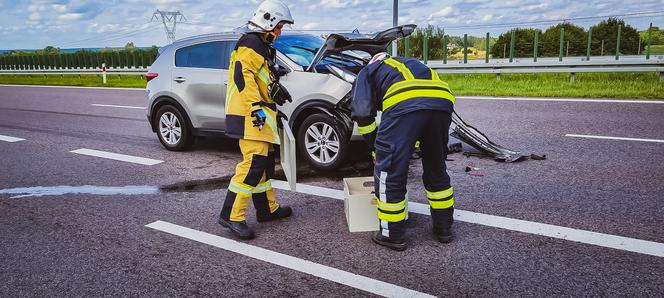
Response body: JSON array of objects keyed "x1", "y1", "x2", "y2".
[{"x1": 277, "y1": 65, "x2": 290, "y2": 77}]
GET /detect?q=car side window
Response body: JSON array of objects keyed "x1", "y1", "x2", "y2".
[
  {"x1": 175, "y1": 41, "x2": 223, "y2": 69},
  {"x1": 221, "y1": 40, "x2": 237, "y2": 69}
]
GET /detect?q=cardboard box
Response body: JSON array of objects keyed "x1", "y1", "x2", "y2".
[{"x1": 343, "y1": 176, "x2": 379, "y2": 232}]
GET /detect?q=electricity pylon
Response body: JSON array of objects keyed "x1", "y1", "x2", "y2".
[{"x1": 151, "y1": 10, "x2": 187, "y2": 44}]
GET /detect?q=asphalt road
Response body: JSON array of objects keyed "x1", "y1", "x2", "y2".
[{"x1": 1, "y1": 85, "x2": 663, "y2": 297}]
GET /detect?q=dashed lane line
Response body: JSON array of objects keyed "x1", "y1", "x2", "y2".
[
  {"x1": 565, "y1": 134, "x2": 664, "y2": 143},
  {"x1": 70, "y1": 148, "x2": 163, "y2": 166},
  {"x1": 91, "y1": 104, "x2": 145, "y2": 109},
  {"x1": 0, "y1": 134, "x2": 25, "y2": 142},
  {"x1": 271, "y1": 180, "x2": 664, "y2": 258},
  {"x1": 146, "y1": 220, "x2": 435, "y2": 298}
]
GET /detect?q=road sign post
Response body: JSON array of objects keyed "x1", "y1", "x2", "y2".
[
  {"x1": 485, "y1": 32, "x2": 490, "y2": 63},
  {"x1": 509, "y1": 30, "x2": 515, "y2": 62},
  {"x1": 646, "y1": 23, "x2": 652, "y2": 60},
  {"x1": 586, "y1": 27, "x2": 592, "y2": 61},
  {"x1": 464, "y1": 33, "x2": 468, "y2": 64},
  {"x1": 534, "y1": 30, "x2": 539, "y2": 62}
]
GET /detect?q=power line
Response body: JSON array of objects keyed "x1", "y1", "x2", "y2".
[
  {"x1": 56, "y1": 22, "x2": 156, "y2": 47},
  {"x1": 442, "y1": 10, "x2": 664, "y2": 30}
]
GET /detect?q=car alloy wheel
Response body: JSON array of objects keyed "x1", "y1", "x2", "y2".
[
  {"x1": 159, "y1": 111, "x2": 182, "y2": 145},
  {"x1": 304, "y1": 121, "x2": 340, "y2": 164}
]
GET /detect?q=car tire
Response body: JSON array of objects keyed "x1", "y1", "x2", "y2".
[
  {"x1": 154, "y1": 104, "x2": 193, "y2": 151},
  {"x1": 297, "y1": 113, "x2": 349, "y2": 170}
]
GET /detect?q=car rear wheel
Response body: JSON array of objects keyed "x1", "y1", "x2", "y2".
[
  {"x1": 297, "y1": 113, "x2": 349, "y2": 170},
  {"x1": 154, "y1": 104, "x2": 193, "y2": 151}
]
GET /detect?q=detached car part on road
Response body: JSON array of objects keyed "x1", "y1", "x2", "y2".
[{"x1": 146, "y1": 24, "x2": 530, "y2": 170}]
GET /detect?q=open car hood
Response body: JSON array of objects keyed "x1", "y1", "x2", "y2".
[{"x1": 307, "y1": 24, "x2": 417, "y2": 72}]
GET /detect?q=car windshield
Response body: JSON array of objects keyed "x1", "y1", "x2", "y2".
[{"x1": 273, "y1": 34, "x2": 324, "y2": 67}]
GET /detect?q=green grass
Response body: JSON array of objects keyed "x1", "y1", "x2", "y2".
[
  {"x1": 1, "y1": 72, "x2": 662, "y2": 99},
  {"x1": 646, "y1": 45, "x2": 664, "y2": 55},
  {"x1": 440, "y1": 72, "x2": 664, "y2": 99},
  {"x1": 0, "y1": 74, "x2": 147, "y2": 88}
]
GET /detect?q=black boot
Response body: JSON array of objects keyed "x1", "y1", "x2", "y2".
[
  {"x1": 218, "y1": 217, "x2": 255, "y2": 240},
  {"x1": 434, "y1": 227, "x2": 454, "y2": 243},
  {"x1": 372, "y1": 232, "x2": 407, "y2": 251},
  {"x1": 257, "y1": 206, "x2": 293, "y2": 222}
]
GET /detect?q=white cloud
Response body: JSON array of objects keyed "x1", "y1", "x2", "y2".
[
  {"x1": 481, "y1": 14, "x2": 492, "y2": 22},
  {"x1": 301, "y1": 22, "x2": 320, "y2": 30},
  {"x1": 428, "y1": 7, "x2": 454, "y2": 20},
  {"x1": 59, "y1": 13, "x2": 84, "y2": 21},
  {"x1": 320, "y1": 0, "x2": 348, "y2": 9}
]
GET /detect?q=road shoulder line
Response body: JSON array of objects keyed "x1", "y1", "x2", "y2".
[
  {"x1": 565, "y1": 134, "x2": 664, "y2": 143},
  {"x1": 271, "y1": 180, "x2": 664, "y2": 258},
  {"x1": 0, "y1": 134, "x2": 25, "y2": 142}
]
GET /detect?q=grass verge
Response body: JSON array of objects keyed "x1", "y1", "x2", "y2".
[
  {"x1": 0, "y1": 74, "x2": 147, "y2": 88},
  {"x1": 0, "y1": 72, "x2": 662, "y2": 99},
  {"x1": 440, "y1": 72, "x2": 664, "y2": 99}
]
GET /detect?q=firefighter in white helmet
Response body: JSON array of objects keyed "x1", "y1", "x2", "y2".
[{"x1": 218, "y1": 0, "x2": 294, "y2": 240}]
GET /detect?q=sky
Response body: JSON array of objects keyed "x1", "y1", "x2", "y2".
[{"x1": 0, "y1": 0, "x2": 663, "y2": 50}]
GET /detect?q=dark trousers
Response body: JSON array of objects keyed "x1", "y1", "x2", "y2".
[{"x1": 374, "y1": 110, "x2": 454, "y2": 240}]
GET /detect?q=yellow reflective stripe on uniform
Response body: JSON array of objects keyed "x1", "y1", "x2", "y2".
[
  {"x1": 377, "y1": 199, "x2": 407, "y2": 210},
  {"x1": 430, "y1": 68, "x2": 438, "y2": 80},
  {"x1": 228, "y1": 182, "x2": 253, "y2": 196},
  {"x1": 263, "y1": 111, "x2": 280, "y2": 145},
  {"x1": 257, "y1": 66, "x2": 271, "y2": 85},
  {"x1": 426, "y1": 187, "x2": 453, "y2": 199},
  {"x1": 376, "y1": 199, "x2": 407, "y2": 222},
  {"x1": 383, "y1": 58, "x2": 414, "y2": 80},
  {"x1": 429, "y1": 197, "x2": 454, "y2": 209},
  {"x1": 253, "y1": 180, "x2": 273, "y2": 193},
  {"x1": 426, "y1": 187, "x2": 454, "y2": 209},
  {"x1": 383, "y1": 89, "x2": 456, "y2": 111},
  {"x1": 357, "y1": 120, "x2": 377, "y2": 134},
  {"x1": 385, "y1": 79, "x2": 450, "y2": 98}
]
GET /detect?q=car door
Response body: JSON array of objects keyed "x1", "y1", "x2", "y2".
[{"x1": 171, "y1": 41, "x2": 226, "y2": 130}]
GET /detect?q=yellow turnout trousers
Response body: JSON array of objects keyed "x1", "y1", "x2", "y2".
[{"x1": 220, "y1": 139, "x2": 280, "y2": 222}]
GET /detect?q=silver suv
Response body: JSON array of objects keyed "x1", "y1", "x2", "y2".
[{"x1": 146, "y1": 25, "x2": 416, "y2": 170}]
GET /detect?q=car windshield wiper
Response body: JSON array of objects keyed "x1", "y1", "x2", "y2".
[{"x1": 290, "y1": 45, "x2": 319, "y2": 54}]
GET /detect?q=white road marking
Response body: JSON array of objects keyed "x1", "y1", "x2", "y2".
[
  {"x1": 70, "y1": 148, "x2": 163, "y2": 165},
  {"x1": 0, "y1": 134, "x2": 25, "y2": 142},
  {"x1": 457, "y1": 96, "x2": 664, "y2": 104},
  {"x1": 146, "y1": 220, "x2": 435, "y2": 298},
  {"x1": 0, "y1": 84, "x2": 144, "y2": 91},
  {"x1": 271, "y1": 180, "x2": 664, "y2": 258},
  {"x1": 565, "y1": 134, "x2": 664, "y2": 143},
  {"x1": 91, "y1": 104, "x2": 145, "y2": 109}
]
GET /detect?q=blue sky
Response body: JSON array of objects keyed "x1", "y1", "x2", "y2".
[{"x1": 1, "y1": 0, "x2": 662, "y2": 50}]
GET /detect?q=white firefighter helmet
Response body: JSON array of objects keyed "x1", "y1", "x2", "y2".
[
  {"x1": 248, "y1": 0, "x2": 294, "y2": 32},
  {"x1": 369, "y1": 52, "x2": 390, "y2": 65}
]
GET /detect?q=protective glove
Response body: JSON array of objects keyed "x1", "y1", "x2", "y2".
[
  {"x1": 269, "y1": 81, "x2": 292, "y2": 106},
  {"x1": 251, "y1": 108, "x2": 267, "y2": 130}
]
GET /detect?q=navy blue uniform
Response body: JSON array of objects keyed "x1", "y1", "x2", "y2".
[{"x1": 351, "y1": 57, "x2": 455, "y2": 241}]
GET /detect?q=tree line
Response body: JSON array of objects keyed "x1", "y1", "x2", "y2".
[
  {"x1": 0, "y1": 43, "x2": 158, "y2": 70},
  {"x1": 395, "y1": 18, "x2": 660, "y2": 60}
]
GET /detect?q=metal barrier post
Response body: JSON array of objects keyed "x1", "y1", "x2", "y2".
[
  {"x1": 586, "y1": 27, "x2": 592, "y2": 61},
  {"x1": 559, "y1": 27, "x2": 564, "y2": 62},
  {"x1": 443, "y1": 34, "x2": 448, "y2": 64},
  {"x1": 509, "y1": 30, "x2": 515, "y2": 62},
  {"x1": 423, "y1": 33, "x2": 429, "y2": 64},
  {"x1": 102, "y1": 63, "x2": 107, "y2": 84},
  {"x1": 485, "y1": 32, "x2": 490, "y2": 63},
  {"x1": 646, "y1": 22, "x2": 652, "y2": 60},
  {"x1": 615, "y1": 24, "x2": 621, "y2": 60},
  {"x1": 405, "y1": 37, "x2": 410, "y2": 57},
  {"x1": 534, "y1": 30, "x2": 539, "y2": 62},
  {"x1": 464, "y1": 33, "x2": 468, "y2": 64}
]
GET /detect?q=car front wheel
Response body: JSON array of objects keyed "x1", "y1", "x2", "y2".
[
  {"x1": 297, "y1": 113, "x2": 349, "y2": 170},
  {"x1": 154, "y1": 104, "x2": 193, "y2": 151}
]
